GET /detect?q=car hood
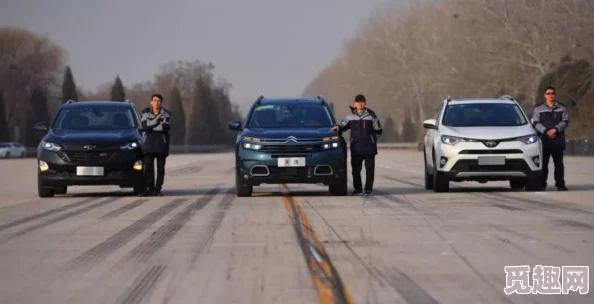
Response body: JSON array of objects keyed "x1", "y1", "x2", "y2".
[
  {"x1": 441, "y1": 124, "x2": 536, "y2": 140},
  {"x1": 242, "y1": 127, "x2": 337, "y2": 140},
  {"x1": 45, "y1": 129, "x2": 141, "y2": 144}
]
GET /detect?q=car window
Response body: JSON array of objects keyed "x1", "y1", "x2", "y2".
[
  {"x1": 442, "y1": 103, "x2": 528, "y2": 127},
  {"x1": 247, "y1": 104, "x2": 335, "y2": 128},
  {"x1": 52, "y1": 106, "x2": 138, "y2": 130},
  {"x1": 0, "y1": 143, "x2": 10, "y2": 148}
]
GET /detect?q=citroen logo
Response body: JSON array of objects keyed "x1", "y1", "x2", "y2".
[
  {"x1": 83, "y1": 145, "x2": 95, "y2": 150},
  {"x1": 285, "y1": 136, "x2": 298, "y2": 143},
  {"x1": 484, "y1": 141, "x2": 498, "y2": 148}
]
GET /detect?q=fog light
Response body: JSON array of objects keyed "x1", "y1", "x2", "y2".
[
  {"x1": 133, "y1": 160, "x2": 143, "y2": 171},
  {"x1": 440, "y1": 157, "x2": 448, "y2": 168},
  {"x1": 532, "y1": 156, "x2": 540, "y2": 167},
  {"x1": 39, "y1": 160, "x2": 49, "y2": 171}
]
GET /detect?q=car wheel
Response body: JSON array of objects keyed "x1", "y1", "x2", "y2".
[
  {"x1": 509, "y1": 180, "x2": 527, "y2": 189},
  {"x1": 5, "y1": 152, "x2": 10, "y2": 159},
  {"x1": 524, "y1": 177, "x2": 541, "y2": 191},
  {"x1": 54, "y1": 186, "x2": 67, "y2": 195},
  {"x1": 133, "y1": 184, "x2": 144, "y2": 195},
  {"x1": 20, "y1": 152, "x2": 25, "y2": 158},
  {"x1": 432, "y1": 153, "x2": 449, "y2": 192},
  {"x1": 424, "y1": 149, "x2": 434, "y2": 190},
  {"x1": 235, "y1": 174, "x2": 252, "y2": 197},
  {"x1": 329, "y1": 175, "x2": 348, "y2": 196},
  {"x1": 38, "y1": 174, "x2": 54, "y2": 198}
]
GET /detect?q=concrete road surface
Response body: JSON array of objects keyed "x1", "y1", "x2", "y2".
[{"x1": 0, "y1": 151, "x2": 592, "y2": 304}]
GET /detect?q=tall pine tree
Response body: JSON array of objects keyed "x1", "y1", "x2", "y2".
[
  {"x1": 24, "y1": 87, "x2": 50, "y2": 147},
  {"x1": 169, "y1": 86, "x2": 186, "y2": 145},
  {"x1": 61, "y1": 66, "x2": 78, "y2": 102},
  {"x1": 110, "y1": 76, "x2": 126, "y2": 101},
  {"x1": 0, "y1": 91, "x2": 9, "y2": 142}
]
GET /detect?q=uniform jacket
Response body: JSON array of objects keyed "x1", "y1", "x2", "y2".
[
  {"x1": 140, "y1": 107, "x2": 171, "y2": 156},
  {"x1": 336, "y1": 106, "x2": 383, "y2": 155},
  {"x1": 532, "y1": 101, "x2": 569, "y2": 150}
]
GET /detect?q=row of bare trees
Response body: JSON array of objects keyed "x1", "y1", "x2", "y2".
[
  {"x1": 0, "y1": 27, "x2": 241, "y2": 146},
  {"x1": 303, "y1": 0, "x2": 594, "y2": 141}
]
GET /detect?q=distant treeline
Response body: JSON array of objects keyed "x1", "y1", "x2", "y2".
[
  {"x1": 303, "y1": 0, "x2": 594, "y2": 142},
  {"x1": 0, "y1": 27, "x2": 242, "y2": 146}
]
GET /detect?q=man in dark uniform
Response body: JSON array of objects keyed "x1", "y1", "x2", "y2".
[
  {"x1": 139, "y1": 93, "x2": 172, "y2": 196},
  {"x1": 332, "y1": 94, "x2": 383, "y2": 195},
  {"x1": 532, "y1": 86, "x2": 569, "y2": 191}
]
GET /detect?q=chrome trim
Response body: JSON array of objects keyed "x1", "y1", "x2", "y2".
[
  {"x1": 313, "y1": 165, "x2": 333, "y2": 176},
  {"x1": 250, "y1": 165, "x2": 270, "y2": 176},
  {"x1": 455, "y1": 172, "x2": 527, "y2": 178}
]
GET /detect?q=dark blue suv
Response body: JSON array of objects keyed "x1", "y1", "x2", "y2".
[
  {"x1": 228, "y1": 96, "x2": 348, "y2": 196},
  {"x1": 34, "y1": 100, "x2": 145, "y2": 197}
]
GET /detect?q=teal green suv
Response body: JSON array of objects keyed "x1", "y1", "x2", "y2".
[{"x1": 228, "y1": 96, "x2": 348, "y2": 197}]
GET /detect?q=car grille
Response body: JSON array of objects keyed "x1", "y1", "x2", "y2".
[
  {"x1": 60, "y1": 143, "x2": 123, "y2": 151},
  {"x1": 458, "y1": 149, "x2": 523, "y2": 155},
  {"x1": 268, "y1": 167, "x2": 308, "y2": 178},
  {"x1": 61, "y1": 151, "x2": 118, "y2": 165},
  {"x1": 259, "y1": 144, "x2": 322, "y2": 152},
  {"x1": 451, "y1": 159, "x2": 530, "y2": 172}
]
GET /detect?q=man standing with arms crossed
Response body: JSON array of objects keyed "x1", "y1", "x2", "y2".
[
  {"x1": 332, "y1": 94, "x2": 383, "y2": 195},
  {"x1": 532, "y1": 86, "x2": 569, "y2": 191},
  {"x1": 139, "y1": 93, "x2": 172, "y2": 196}
]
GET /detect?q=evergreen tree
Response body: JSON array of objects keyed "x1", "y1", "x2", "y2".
[
  {"x1": 110, "y1": 75, "x2": 126, "y2": 101},
  {"x1": 0, "y1": 91, "x2": 9, "y2": 142},
  {"x1": 24, "y1": 87, "x2": 50, "y2": 147},
  {"x1": 61, "y1": 66, "x2": 78, "y2": 102},
  {"x1": 169, "y1": 86, "x2": 186, "y2": 145}
]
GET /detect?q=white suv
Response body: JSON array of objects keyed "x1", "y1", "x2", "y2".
[{"x1": 422, "y1": 95, "x2": 543, "y2": 192}]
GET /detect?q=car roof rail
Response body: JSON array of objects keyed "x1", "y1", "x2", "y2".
[
  {"x1": 316, "y1": 95, "x2": 326, "y2": 104},
  {"x1": 499, "y1": 94, "x2": 517, "y2": 102},
  {"x1": 124, "y1": 99, "x2": 131, "y2": 103},
  {"x1": 65, "y1": 99, "x2": 76, "y2": 104},
  {"x1": 445, "y1": 96, "x2": 452, "y2": 105},
  {"x1": 255, "y1": 95, "x2": 264, "y2": 105}
]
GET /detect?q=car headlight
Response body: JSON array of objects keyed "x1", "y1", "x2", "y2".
[
  {"x1": 322, "y1": 141, "x2": 340, "y2": 149},
  {"x1": 441, "y1": 135, "x2": 468, "y2": 146},
  {"x1": 121, "y1": 142, "x2": 140, "y2": 150},
  {"x1": 42, "y1": 141, "x2": 61, "y2": 152},
  {"x1": 242, "y1": 142, "x2": 262, "y2": 150},
  {"x1": 517, "y1": 134, "x2": 538, "y2": 145}
]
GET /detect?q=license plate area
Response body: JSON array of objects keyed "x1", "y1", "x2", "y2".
[
  {"x1": 477, "y1": 156, "x2": 505, "y2": 166},
  {"x1": 277, "y1": 157, "x2": 306, "y2": 167},
  {"x1": 76, "y1": 166, "x2": 104, "y2": 176}
]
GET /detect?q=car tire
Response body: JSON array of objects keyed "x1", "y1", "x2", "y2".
[
  {"x1": 38, "y1": 174, "x2": 54, "y2": 198},
  {"x1": 54, "y1": 186, "x2": 67, "y2": 195},
  {"x1": 5, "y1": 152, "x2": 10, "y2": 159},
  {"x1": 509, "y1": 180, "x2": 527, "y2": 189},
  {"x1": 329, "y1": 175, "x2": 348, "y2": 196},
  {"x1": 133, "y1": 184, "x2": 144, "y2": 195},
  {"x1": 235, "y1": 174, "x2": 252, "y2": 197},
  {"x1": 424, "y1": 149, "x2": 434, "y2": 190},
  {"x1": 524, "y1": 177, "x2": 541, "y2": 191},
  {"x1": 432, "y1": 153, "x2": 449, "y2": 192}
]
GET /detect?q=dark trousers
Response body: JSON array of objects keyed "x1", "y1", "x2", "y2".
[
  {"x1": 351, "y1": 154, "x2": 375, "y2": 191},
  {"x1": 144, "y1": 154, "x2": 167, "y2": 191},
  {"x1": 542, "y1": 145, "x2": 565, "y2": 188}
]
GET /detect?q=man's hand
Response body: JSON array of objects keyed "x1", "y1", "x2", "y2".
[
  {"x1": 546, "y1": 128, "x2": 557, "y2": 138},
  {"x1": 331, "y1": 125, "x2": 340, "y2": 132}
]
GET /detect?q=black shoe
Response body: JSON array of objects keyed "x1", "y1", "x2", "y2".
[
  {"x1": 138, "y1": 190, "x2": 152, "y2": 197},
  {"x1": 364, "y1": 190, "x2": 372, "y2": 196},
  {"x1": 352, "y1": 190, "x2": 362, "y2": 195},
  {"x1": 557, "y1": 186, "x2": 568, "y2": 191}
]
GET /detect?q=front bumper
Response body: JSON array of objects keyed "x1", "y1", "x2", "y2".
[
  {"x1": 236, "y1": 146, "x2": 346, "y2": 185},
  {"x1": 434, "y1": 141, "x2": 542, "y2": 181},
  {"x1": 38, "y1": 148, "x2": 144, "y2": 187}
]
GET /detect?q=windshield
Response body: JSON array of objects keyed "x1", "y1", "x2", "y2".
[
  {"x1": 52, "y1": 107, "x2": 138, "y2": 130},
  {"x1": 441, "y1": 103, "x2": 528, "y2": 127},
  {"x1": 247, "y1": 104, "x2": 334, "y2": 128}
]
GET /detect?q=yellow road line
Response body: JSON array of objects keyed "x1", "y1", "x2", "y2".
[{"x1": 280, "y1": 184, "x2": 355, "y2": 304}]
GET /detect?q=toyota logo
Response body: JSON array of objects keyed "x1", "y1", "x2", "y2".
[
  {"x1": 484, "y1": 141, "x2": 498, "y2": 148},
  {"x1": 83, "y1": 145, "x2": 95, "y2": 150}
]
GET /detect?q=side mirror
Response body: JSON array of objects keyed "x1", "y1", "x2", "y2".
[
  {"x1": 423, "y1": 119, "x2": 437, "y2": 130},
  {"x1": 228, "y1": 120, "x2": 242, "y2": 131},
  {"x1": 34, "y1": 121, "x2": 48, "y2": 131}
]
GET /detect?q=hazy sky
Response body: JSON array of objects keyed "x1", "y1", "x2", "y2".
[{"x1": 1, "y1": 0, "x2": 393, "y2": 111}]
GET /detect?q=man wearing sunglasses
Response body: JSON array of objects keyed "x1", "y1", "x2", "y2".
[{"x1": 532, "y1": 86, "x2": 569, "y2": 191}]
